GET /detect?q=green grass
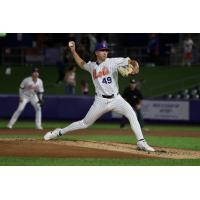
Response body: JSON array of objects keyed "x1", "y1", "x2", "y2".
[
  {"x1": 0, "y1": 120, "x2": 119, "y2": 129},
  {"x1": 138, "y1": 66, "x2": 200, "y2": 96},
  {"x1": 0, "y1": 120, "x2": 71, "y2": 129},
  {"x1": 145, "y1": 124, "x2": 200, "y2": 132},
  {"x1": 0, "y1": 157, "x2": 200, "y2": 166},
  {"x1": 1, "y1": 120, "x2": 200, "y2": 131},
  {"x1": 1, "y1": 65, "x2": 200, "y2": 96}
]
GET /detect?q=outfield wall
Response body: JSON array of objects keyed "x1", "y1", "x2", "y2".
[
  {"x1": 0, "y1": 95, "x2": 199, "y2": 123},
  {"x1": 0, "y1": 95, "x2": 111, "y2": 121}
]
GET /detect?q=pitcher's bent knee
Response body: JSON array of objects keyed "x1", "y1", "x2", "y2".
[{"x1": 81, "y1": 119, "x2": 92, "y2": 128}]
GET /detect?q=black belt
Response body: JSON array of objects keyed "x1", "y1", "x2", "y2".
[
  {"x1": 96, "y1": 93, "x2": 119, "y2": 99},
  {"x1": 102, "y1": 94, "x2": 114, "y2": 99}
]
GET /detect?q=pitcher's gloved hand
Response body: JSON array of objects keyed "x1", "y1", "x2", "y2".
[
  {"x1": 118, "y1": 60, "x2": 139, "y2": 77},
  {"x1": 129, "y1": 60, "x2": 139, "y2": 75}
]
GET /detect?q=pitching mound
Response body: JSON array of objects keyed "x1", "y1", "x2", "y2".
[{"x1": 0, "y1": 138, "x2": 200, "y2": 159}]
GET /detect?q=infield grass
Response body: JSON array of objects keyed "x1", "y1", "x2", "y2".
[
  {"x1": 1, "y1": 120, "x2": 200, "y2": 131},
  {"x1": 0, "y1": 157, "x2": 200, "y2": 166}
]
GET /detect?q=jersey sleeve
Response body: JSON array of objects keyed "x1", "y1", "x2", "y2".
[
  {"x1": 83, "y1": 61, "x2": 93, "y2": 73},
  {"x1": 20, "y1": 78, "x2": 26, "y2": 89},
  {"x1": 111, "y1": 57, "x2": 130, "y2": 70}
]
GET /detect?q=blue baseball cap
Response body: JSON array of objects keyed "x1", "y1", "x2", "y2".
[{"x1": 95, "y1": 42, "x2": 109, "y2": 52}]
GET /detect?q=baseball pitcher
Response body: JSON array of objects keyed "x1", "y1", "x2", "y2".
[
  {"x1": 7, "y1": 68, "x2": 44, "y2": 130},
  {"x1": 44, "y1": 41, "x2": 155, "y2": 152}
]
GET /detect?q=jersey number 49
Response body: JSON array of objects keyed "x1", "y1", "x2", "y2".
[{"x1": 102, "y1": 77, "x2": 112, "y2": 84}]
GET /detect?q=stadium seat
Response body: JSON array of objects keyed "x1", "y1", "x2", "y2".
[{"x1": 182, "y1": 94, "x2": 190, "y2": 100}]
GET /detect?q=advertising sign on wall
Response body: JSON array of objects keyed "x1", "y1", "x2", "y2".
[{"x1": 141, "y1": 100, "x2": 189, "y2": 120}]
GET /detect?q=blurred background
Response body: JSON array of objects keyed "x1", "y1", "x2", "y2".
[{"x1": 0, "y1": 33, "x2": 200, "y2": 124}]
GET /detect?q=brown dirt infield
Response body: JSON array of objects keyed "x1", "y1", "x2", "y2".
[{"x1": 0, "y1": 128, "x2": 200, "y2": 159}]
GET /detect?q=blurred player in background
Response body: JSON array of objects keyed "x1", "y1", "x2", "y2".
[
  {"x1": 80, "y1": 79, "x2": 89, "y2": 95},
  {"x1": 64, "y1": 66, "x2": 76, "y2": 95},
  {"x1": 120, "y1": 79, "x2": 146, "y2": 130},
  {"x1": 7, "y1": 68, "x2": 44, "y2": 130},
  {"x1": 183, "y1": 35, "x2": 194, "y2": 66}
]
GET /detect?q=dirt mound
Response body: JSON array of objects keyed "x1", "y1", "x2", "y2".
[{"x1": 0, "y1": 138, "x2": 200, "y2": 159}]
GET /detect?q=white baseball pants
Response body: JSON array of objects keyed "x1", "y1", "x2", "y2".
[
  {"x1": 8, "y1": 95, "x2": 42, "y2": 128},
  {"x1": 61, "y1": 94, "x2": 144, "y2": 140}
]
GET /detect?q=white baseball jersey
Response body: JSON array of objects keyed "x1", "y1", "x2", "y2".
[
  {"x1": 184, "y1": 39, "x2": 194, "y2": 53},
  {"x1": 20, "y1": 77, "x2": 44, "y2": 97},
  {"x1": 83, "y1": 57, "x2": 129, "y2": 96}
]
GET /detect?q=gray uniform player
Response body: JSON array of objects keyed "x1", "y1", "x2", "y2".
[
  {"x1": 44, "y1": 41, "x2": 155, "y2": 152},
  {"x1": 7, "y1": 68, "x2": 44, "y2": 130}
]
